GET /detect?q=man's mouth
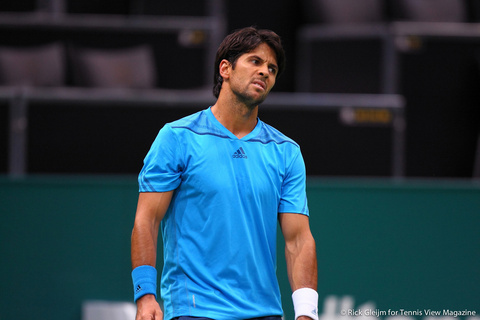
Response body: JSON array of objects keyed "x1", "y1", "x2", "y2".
[{"x1": 252, "y1": 80, "x2": 266, "y2": 91}]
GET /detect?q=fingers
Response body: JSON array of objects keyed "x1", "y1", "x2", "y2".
[{"x1": 135, "y1": 296, "x2": 163, "y2": 320}]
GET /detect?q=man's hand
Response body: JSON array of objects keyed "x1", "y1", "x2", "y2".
[{"x1": 135, "y1": 294, "x2": 163, "y2": 320}]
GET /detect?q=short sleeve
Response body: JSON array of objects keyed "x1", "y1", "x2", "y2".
[
  {"x1": 278, "y1": 148, "x2": 309, "y2": 216},
  {"x1": 138, "y1": 125, "x2": 184, "y2": 192}
]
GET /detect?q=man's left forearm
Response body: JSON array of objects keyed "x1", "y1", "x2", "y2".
[{"x1": 285, "y1": 232, "x2": 317, "y2": 291}]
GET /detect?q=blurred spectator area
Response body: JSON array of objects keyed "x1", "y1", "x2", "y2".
[
  {"x1": 296, "y1": 0, "x2": 480, "y2": 178},
  {"x1": 0, "y1": 0, "x2": 479, "y2": 178},
  {"x1": 0, "y1": 0, "x2": 227, "y2": 89}
]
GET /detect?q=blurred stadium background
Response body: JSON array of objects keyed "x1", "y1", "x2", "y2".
[{"x1": 0, "y1": 0, "x2": 479, "y2": 319}]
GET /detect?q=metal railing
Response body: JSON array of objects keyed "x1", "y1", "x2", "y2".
[
  {"x1": 297, "y1": 21, "x2": 480, "y2": 94},
  {"x1": 0, "y1": 87, "x2": 405, "y2": 178}
]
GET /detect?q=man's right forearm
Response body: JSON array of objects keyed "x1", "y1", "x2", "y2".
[
  {"x1": 131, "y1": 221, "x2": 159, "y2": 268},
  {"x1": 131, "y1": 192, "x2": 172, "y2": 314},
  {"x1": 131, "y1": 220, "x2": 160, "y2": 302},
  {"x1": 131, "y1": 191, "x2": 173, "y2": 268}
]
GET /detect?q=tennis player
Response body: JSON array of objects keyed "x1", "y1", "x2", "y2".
[{"x1": 131, "y1": 26, "x2": 318, "y2": 320}]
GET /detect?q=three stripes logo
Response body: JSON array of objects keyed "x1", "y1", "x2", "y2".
[{"x1": 232, "y1": 147, "x2": 248, "y2": 159}]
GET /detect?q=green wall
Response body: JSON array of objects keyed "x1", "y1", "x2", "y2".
[{"x1": 1, "y1": 176, "x2": 479, "y2": 320}]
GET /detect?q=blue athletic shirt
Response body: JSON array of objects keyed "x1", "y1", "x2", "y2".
[{"x1": 138, "y1": 107, "x2": 309, "y2": 320}]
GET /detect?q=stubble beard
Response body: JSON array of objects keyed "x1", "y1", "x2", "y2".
[{"x1": 233, "y1": 86, "x2": 269, "y2": 110}]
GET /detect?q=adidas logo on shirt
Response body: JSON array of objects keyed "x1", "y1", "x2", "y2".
[{"x1": 232, "y1": 147, "x2": 248, "y2": 159}]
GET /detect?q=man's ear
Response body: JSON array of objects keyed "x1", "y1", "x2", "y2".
[{"x1": 219, "y1": 59, "x2": 231, "y2": 79}]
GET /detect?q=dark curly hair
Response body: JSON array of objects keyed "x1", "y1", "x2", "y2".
[{"x1": 212, "y1": 27, "x2": 286, "y2": 98}]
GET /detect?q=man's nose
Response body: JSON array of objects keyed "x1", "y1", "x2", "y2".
[{"x1": 258, "y1": 64, "x2": 269, "y2": 77}]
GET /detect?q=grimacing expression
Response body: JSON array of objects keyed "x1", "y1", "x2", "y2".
[{"x1": 222, "y1": 43, "x2": 278, "y2": 106}]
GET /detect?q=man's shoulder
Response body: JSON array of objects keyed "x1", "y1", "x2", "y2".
[
  {"x1": 168, "y1": 108, "x2": 207, "y2": 129},
  {"x1": 255, "y1": 120, "x2": 300, "y2": 149},
  {"x1": 165, "y1": 107, "x2": 227, "y2": 138}
]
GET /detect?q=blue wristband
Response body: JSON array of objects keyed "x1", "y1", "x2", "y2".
[{"x1": 132, "y1": 265, "x2": 157, "y2": 302}]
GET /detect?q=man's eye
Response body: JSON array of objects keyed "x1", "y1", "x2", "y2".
[{"x1": 269, "y1": 67, "x2": 277, "y2": 74}]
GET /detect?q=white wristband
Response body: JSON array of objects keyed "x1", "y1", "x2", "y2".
[{"x1": 292, "y1": 288, "x2": 319, "y2": 320}]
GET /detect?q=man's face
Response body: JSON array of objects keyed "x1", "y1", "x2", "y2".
[{"x1": 223, "y1": 43, "x2": 279, "y2": 107}]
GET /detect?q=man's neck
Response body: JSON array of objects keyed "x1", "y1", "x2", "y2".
[{"x1": 211, "y1": 93, "x2": 258, "y2": 139}]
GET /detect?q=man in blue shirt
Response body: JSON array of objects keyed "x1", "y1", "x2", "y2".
[{"x1": 131, "y1": 27, "x2": 318, "y2": 320}]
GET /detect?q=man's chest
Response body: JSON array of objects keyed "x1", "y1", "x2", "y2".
[{"x1": 180, "y1": 138, "x2": 286, "y2": 197}]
